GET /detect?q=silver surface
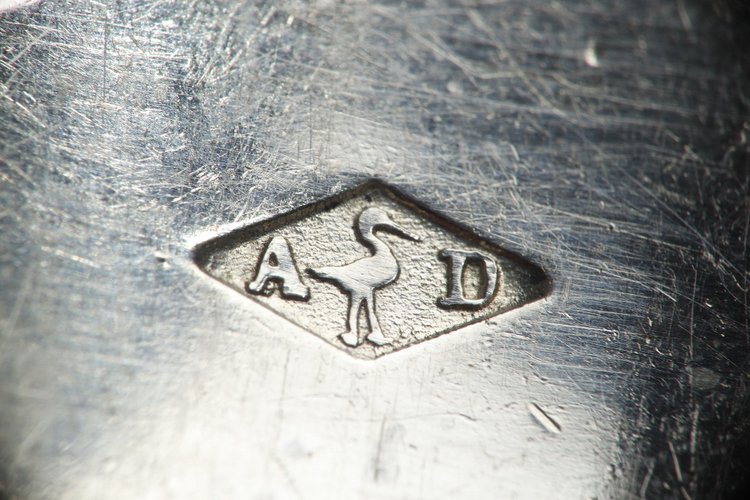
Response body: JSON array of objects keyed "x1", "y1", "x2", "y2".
[{"x1": 1, "y1": 1, "x2": 749, "y2": 499}]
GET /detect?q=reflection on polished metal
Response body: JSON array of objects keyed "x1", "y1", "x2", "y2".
[
  {"x1": 194, "y1": 182, "x2": 549, "y2": 358},
  {"x1": 1, "y1": 1, "x2": 749, "y2": 499}
]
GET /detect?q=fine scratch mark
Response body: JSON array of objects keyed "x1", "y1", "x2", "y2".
[
  {"x1": 668, "y1": 440, "x2": 684, "y2": 483},
  {"x1": 688, "y1": 268, "x2": 697, "y2": 359},
  {"x1": 745, "y1": 199, "x2": 749, "y2": 345},
  {"x1": 260, "y1": 6, "x2": 277, "y2": 27},
  {"x1": 676, "y1": 0, "x2": 693, "y2": 32},
  {"x1": 373, "y1": 416, "x2": 387, "y2": 481},
  {"x1": 264, "y1": 351, "x2": 302, "y2": 497},
  {"x1": 39, "y1": 245, "x2": 100, "y2": 268},
  {"x1": 668, "y1": 442, "x2": 694, "y2": 500},
  {"x1": 528, "y1": 402, "x2": 561, "y2": 434},
  {"x1": 1, "y1": 265, "x2": 33, "y2": 338},
  {"x1": 689, "y1": 404, "x2": 699, "y2": 487},
  {"x1": 102, "y1": 9, "x2": 109, "y2": 101},
  {"x1": 272, "y1": 455, "x2": 301, "y2": 499},
  {"x1": 639, "y1": 458, "x2": 655, "y2": 499}
]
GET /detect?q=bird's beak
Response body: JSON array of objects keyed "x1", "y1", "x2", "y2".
[{"x1": 387, "y1": 220, "x2": 420, "y2": 242}]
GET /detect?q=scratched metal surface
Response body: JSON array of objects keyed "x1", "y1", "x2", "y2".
[{"x1": 0, "y1": 1, "x2": 748, "y2": 499}]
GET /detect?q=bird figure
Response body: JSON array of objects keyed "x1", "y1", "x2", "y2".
[{"x1": 307, "y1": 207, "x2": 419, "y2": 347}]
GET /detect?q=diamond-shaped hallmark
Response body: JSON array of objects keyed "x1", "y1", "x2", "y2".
[{"x1": 193, "y1": 181, "x2": 551, "y2": 359}]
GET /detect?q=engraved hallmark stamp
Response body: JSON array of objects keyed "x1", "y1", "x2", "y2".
[{"x1": 193, "y1": 181, "x2": 550, "y2": 359}]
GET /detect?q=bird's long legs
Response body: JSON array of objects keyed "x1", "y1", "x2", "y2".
[
  {"x1": 365, "y1": 293, "x2": 391, "y2": 345},
  {"x1": 340, "y1": 296, "x2": 363, "y2": 347},
  {"x1": 339, "y1": 294, "x2": 392, "y2": 347}
]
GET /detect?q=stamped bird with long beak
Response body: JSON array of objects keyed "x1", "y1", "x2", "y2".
[{"x1": 308, "y1": 207, "x2": 419, "y2": 347}]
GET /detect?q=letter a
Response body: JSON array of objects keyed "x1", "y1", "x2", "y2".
[
  {"x1": 247, "y1": 236, "x2": 310, "y2": 300},
  {"x1": 438, "y1": 249, "x2": 499, "y2": 309}
]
